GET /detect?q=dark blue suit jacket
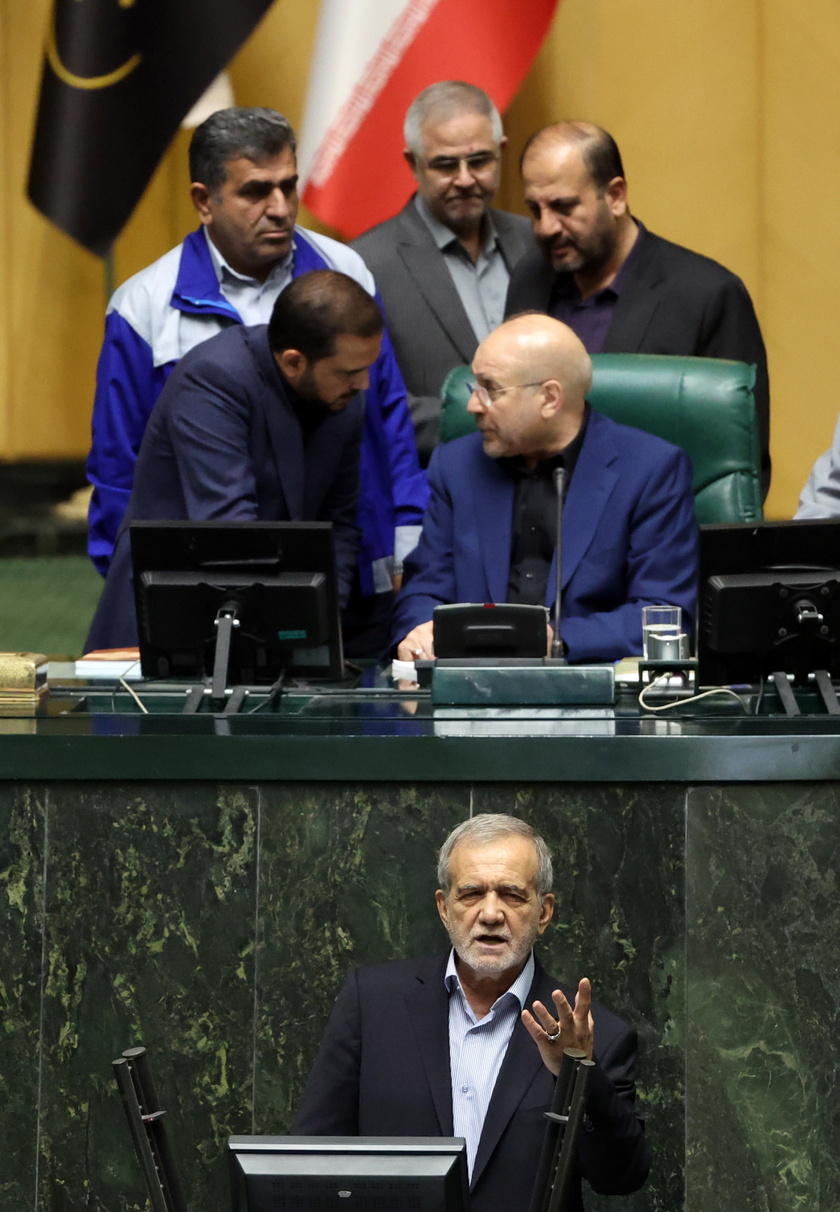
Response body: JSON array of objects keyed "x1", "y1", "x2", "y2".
[
  {"x1": 294, "y1": 952, "x2": 650, "y2": 1212},
  {"x1": 85, "y1": 324, "x2": 363, "y2": 651},
  {"x1": 391, "y1": 409, "x2": 698, "y2": 661}
]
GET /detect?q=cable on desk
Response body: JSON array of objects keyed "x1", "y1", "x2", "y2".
[
  {"x1": 119, "y1": 673, "x2": 149, "y2": 714},
  {"x1": 107, "y1": 659, "x2": 143, "y2": 713},
  {"x1": 246, "y1": 672, "x2": 286, "y2": 713},
  {"x1": 638, "y1": 673, "x2": 748, "y2": 714}
]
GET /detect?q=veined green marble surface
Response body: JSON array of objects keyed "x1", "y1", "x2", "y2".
[
  {"x1": 0, "y1": 786, "x2": 45, "y2": 1205},
  {"x1": 2, "y1": 778, "x2": 837, "y2": 1210},
  {"x1": 686, "y1": 785, "x2": 840, "y2": 1211},
  {"x1": 22, "y1": 784, "x2": 260, "y2": 1210}
]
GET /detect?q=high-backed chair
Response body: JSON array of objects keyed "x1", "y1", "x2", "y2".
[{"x1": 439, "y1": 354, "x2": 762, "y2": 524}]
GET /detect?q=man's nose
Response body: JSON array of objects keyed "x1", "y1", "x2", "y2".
[
  {"x1": 266, "y1": 187, "x2": 292, "y2": 217},
  {"x1": 352, "y1": 368, "x2": 371, "y2": 393},
  {"x1": 453, "y1": 159, "x2": 477, "y2": 188},
  {"x1": 534, "y1": 208, "x2": 562, "y2": 240},
  {"x1": 478, "y1": 892, "x2": 504, "y2": 920},
  {"x1": 467, "y1": 386, "x2": 486, "y2": 416}
]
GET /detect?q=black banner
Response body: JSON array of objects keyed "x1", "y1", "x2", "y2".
[{"x1": 27, "y1": 0, "x2": 276, "y2": 256}]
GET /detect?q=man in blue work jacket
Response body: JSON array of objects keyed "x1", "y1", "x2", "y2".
[{"x1": 86, "y1": 106, "x2": 428, "y2": 656}]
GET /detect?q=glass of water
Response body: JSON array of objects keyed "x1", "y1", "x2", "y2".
[{"x1": 642, "y1": 605, "x2": 689, "y2": 660}]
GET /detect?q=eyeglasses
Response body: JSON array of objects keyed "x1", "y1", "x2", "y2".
[
  {"x1": 424, "y1": 151, "x2": 499, "y2": 178},
  {"x1": 466, "y1": 380, "x2": 545, "y2": 409}
]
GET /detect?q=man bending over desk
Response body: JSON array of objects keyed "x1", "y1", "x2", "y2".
[{"x1": 85, "y1": 270, "x2": 381, "y2": 651}]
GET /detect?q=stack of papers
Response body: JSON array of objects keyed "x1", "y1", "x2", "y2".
[{"x1": 74, "y1": 648, "x2": 144, "y2": 681}]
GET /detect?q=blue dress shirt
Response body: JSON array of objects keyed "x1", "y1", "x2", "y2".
[{"x1": 445, "y1": 949, "x2": 537, "y2": 1177}]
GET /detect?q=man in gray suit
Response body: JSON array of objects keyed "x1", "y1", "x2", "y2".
[{"x1": 352, "y1": 81, "x2": 532, "y2": 465}]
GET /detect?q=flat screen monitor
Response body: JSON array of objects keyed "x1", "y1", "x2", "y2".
[
  {"x1": 698, "y1": 519, "x2": 840, "y2": 686},
  {"x1": 130, "y1": 521, "x2": 344, "y2": 683},
  {"x1": 228, "y1": 1136, "x2": 470, "y2": 1212}
]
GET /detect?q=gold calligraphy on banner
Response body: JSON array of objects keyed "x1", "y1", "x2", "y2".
[{"x1": 47, "y1": 0, "x2": 141, "y2": 90}]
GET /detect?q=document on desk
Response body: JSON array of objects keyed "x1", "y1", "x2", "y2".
[{"x1": 74, "y1": 649, "x2": 143, "y2": 681}]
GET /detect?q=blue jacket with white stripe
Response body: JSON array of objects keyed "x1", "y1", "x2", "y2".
[{"x1": 87, "y1": 226, "x2": 428, "y2": 596}]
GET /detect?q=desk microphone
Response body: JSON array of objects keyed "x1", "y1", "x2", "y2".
[{"x1": 551, "y1": 467, "x2": 566, "y2": 661}]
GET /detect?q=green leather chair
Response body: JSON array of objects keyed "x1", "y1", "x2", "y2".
[{"x1": 439, "y1": 354, "x2": 762, "y2": 524}]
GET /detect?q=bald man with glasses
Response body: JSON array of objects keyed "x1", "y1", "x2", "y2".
[
  {"x1": 352, "y1": 81, "x2": 532, "y2": 466},
  {"x1": 392, "y1": 313, "x2": 699, "y2": 663}
]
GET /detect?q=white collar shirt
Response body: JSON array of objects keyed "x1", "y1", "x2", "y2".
[{"x1": 204, "y1": 227, "x2": 294, "y2": 326}]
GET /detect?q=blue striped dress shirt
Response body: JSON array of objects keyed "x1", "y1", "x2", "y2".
[{"x1": 444, "y1": 949, "x2": 536, "y2": 1177}]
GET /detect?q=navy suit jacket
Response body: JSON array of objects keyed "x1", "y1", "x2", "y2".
[
  {"x1": 294, "y1": 952, "x2": 650, "y2": 1212},
  {"x1": 506, "y1": 223, "x2": 770, "y2": 496},
  {"x1": 85, "y1": 324, "x2": 363, "y2": 651},
  {"x1": 391, "y1": 410, "x2": 698, "y2": 662}
]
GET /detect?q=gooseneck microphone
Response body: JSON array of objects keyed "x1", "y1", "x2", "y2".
[{"x1": 551, "y1": 467, "x2": 566, "y2": 661}]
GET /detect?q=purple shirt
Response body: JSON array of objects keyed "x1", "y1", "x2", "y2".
[{"x1": 548, "y1": 222, "x2": 643, "y2": 352}]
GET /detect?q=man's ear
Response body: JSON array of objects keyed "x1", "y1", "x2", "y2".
[
  {"x1": 190, "y1": 182, "x2": 214, "y2": 224},
  {"x1": 276, "y1": 348, "x2": 307, "y2": 381},
  {"x1": 435, "y1": 889, "x2": 450, "y2": 930},
  {"x1": 604, "y1": 175, "x2": 628, "y2": 217},
  {"x1": 540, "y1": 379, "x2": 564, "y2": 418},
  {"x1": 537, "y1": 892, "x2": 555, "y2": 934},
  {"x1": 403, "y1": 149, "x2": 419, "y2": 177}
]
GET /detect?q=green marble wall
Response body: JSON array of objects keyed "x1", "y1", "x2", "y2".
[
  {"x1": 0, "y1": 780, "x2": 835, "y2": 1210},
  {"x1": 0, "y1": 786, "x2": 45, "y2": 1207},
  {"x1": 686, "y1": 785, "x2": 840, "y2": 1211}
]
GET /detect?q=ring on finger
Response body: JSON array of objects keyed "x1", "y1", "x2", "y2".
[{"x1": 546, "y1": 1025, "x2": 562, "y2": 1042}]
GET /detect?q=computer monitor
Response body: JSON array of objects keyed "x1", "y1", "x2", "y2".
[
  {"x1": 130, "y1": 521, "x2": 345, "y2": 683},
  {"x1": 697, "y1": 519, "x2": 840, "y2": 686},
  {"x1": 227, "y1": 1136, "x2": 470, "y2": 1212}
]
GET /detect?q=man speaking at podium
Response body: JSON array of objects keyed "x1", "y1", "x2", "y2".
[
  {"x1": 393, "y1": 314, "x2": 698, "y2": 663},
  {"x1": 295, "y1": 814, "x2": 650, "y2": 1212}
]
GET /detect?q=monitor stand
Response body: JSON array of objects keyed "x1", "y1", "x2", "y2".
[
  {"x1": 771, "y1": 669, "x2": 840, "y2": 717},
  {"x1": 179, "y1": 605, "x2": 287, "y2": 716}
]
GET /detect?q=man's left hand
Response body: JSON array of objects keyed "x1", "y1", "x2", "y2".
[{"x1": 521, "y1": 978, "x2": 594, "y2": 1076}]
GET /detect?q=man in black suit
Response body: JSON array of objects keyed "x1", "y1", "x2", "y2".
[
  {"x1": 295, "y1": 814, "x2": 650, "y2": 1212},
  {"x1": 507, "y1": 121, "x2": 771, "y2": 496},
  {"x1": 352, "y1": 82, "x2": 532, "y2": 465}
]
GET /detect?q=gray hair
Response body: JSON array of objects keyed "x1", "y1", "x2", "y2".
[
  {"x1": 437, "y1": 814, "x2": 553, "y2": 897},
  {"x1": 404, "y1": 81, "x2": 503, "y2": 157},
  {"x1": 189, "y1": 107, "x2": 297, "y2": 193}
]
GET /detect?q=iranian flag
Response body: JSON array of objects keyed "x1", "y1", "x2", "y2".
[{"x1": 298, "y1": 0, "x2": 559, "y2": 238}]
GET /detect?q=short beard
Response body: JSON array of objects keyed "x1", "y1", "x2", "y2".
[
  {"x1": 543, "y1": 219, "x2": 616, "y2": 277},
  {"x1": 443, "y1": 204, "x2": 485, "y2": 237},
  {"x1": 451, "y1": 928, "x2": 534, "y2": 979}
]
